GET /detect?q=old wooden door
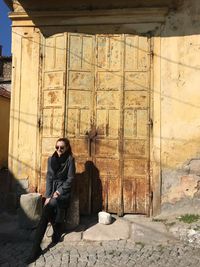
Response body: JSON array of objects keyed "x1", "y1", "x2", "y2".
[
  {"x1": 40, "y1": 33, "x2": 151, "y2": 215},
  {"x1": 39, "y1": 33, "x2": 67, "y2": 194},
  {"x1": 121, "y1": 35, "x2": 151, "y2": 214}
]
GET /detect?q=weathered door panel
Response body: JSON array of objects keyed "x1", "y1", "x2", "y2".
[
  {"x1": 94, "y1": 35, "x2": 122, "y2": 213},
  {"x1": 65, "y1": 33, "x2": 95, "y2": 214},
  {"x1": 40, "y1": 33, "x2": 67, "y2": 194},
  {"x1": 123, "y1": 35, "x2": 150, "y2": 214}
]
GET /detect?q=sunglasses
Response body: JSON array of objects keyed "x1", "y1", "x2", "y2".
[{"x1": 55, "y1": 146, "x2": 65, "y2": 150}]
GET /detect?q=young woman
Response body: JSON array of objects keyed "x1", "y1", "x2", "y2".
[{"x1": 26, "y1": 138, "x2": 76, "y2": 264}]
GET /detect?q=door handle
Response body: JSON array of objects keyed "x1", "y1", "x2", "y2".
[
  {"x1": 85, "y1": 131, "x2": 92, "y2": 156},
  {"x1": 85, "y1": 127, "x2": 97, "y2": 140},
  {"x1": 85, "y1": 127, "x2": 97, "y2": 157}
]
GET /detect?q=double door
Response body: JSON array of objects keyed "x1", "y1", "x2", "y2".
[{"x1": 40, "y1": 33, "x2": 151, "y2": 215}]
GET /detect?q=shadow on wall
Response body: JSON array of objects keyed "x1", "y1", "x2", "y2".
[
  {"x1": 0, "y1": 167, "x2": 27, "y2": 213},
  {"x1": 76, "y1": 160, "x2": 103, "y2": 215}
]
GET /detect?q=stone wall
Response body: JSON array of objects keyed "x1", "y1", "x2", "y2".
[
  {"x1": 0, "y1": 57, "x2": 12, "y2": 81},
  {"x1": 0, "y1": 168, "x2": 28, "y2": 212}
]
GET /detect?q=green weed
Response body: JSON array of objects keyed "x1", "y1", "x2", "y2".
[{"x1": 177, "y1": 214, "x2": 200, "y2": 224}]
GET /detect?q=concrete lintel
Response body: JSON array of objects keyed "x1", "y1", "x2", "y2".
[{"x1": 9, "y1": 7, "x2": 169, "y2": 26}]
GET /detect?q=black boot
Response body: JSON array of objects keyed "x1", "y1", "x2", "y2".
[
  {"x1": 25, "y1": 246, "x2": 42, "y2": 264},
  {"x1": 26, "y1": 214, "x2": 48, "y2": 264},
  {"x1": 52, "y1": 223, "x2": 62, "y2": 243}
]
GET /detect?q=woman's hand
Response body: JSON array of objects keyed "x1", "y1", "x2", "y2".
[
  {"x1": 44, "y1": 197, "x2": 51, "y2": 206},
  {"x1": 52, "y1": 191, "x2": 60, "y2": 198}
]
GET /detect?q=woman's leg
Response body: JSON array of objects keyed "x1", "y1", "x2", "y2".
[
  {"x1": 52, "y1": 195, "x2": 70, "y2": 242},
  {"x1": 51, "y1": 199, "x2": 66, "y2": 243},
  {"x1": 34, "y1": 200, "x2": 56, "y2": 247},
  {"x1": 26, "y1": 199, "x2": 57, "y2": 263}
]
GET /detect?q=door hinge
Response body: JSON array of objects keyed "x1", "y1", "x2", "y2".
[
  {"x1": 150, "y1": 191, "x2": 153, "y2": 201},
  {"x1": 147, "y1": 49, "x2": 154, "y2": 57},
  {"x1": 147, "y1": 118, "x2": 153, "y2": 128},
  {"x1": 38, "y1": 117, "x2": 42, "y2": 130}
]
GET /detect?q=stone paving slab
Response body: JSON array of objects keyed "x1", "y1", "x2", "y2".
[
  {"x1": 123, "y1": 214, "x2": 179, "y2": 244},
  {"x1": 43, "y1": 225, "x2": 83, "y2": 244},
  {"x1": 130, "y1": 221, "x2": 178, "y2": 244},
  {"x1": 83, "y1": 218, "x2": 130, "y2": 241}
]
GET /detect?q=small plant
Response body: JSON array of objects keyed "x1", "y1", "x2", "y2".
[{"x1": 177, "y1": 214, "x2": 200, "y2": 224}]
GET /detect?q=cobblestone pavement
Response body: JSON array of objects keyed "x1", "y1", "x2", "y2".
[{"x1": 1, "y1": 239, "x2": 200, "y2": 267}]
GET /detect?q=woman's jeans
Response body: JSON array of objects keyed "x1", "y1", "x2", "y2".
[{"x1": 33, "y1": 198, "x2": 62, "y2": 249}]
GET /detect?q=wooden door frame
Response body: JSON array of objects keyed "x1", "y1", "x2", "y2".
[
  {"x1": 150, "y1": 34, "x2": 162, "y2": 216},
  {"x1": 37, "y1": 31, "x2": 161, "y2": 217},
  {"x1": 9, "y1": 7, "x2": 167, "y2": 216}
]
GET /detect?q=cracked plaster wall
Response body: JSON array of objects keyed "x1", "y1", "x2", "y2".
[{"x1": 160, "y1": 0, "x2": 200, "y2": 213}]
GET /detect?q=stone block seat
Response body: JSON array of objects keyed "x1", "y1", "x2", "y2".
[
  {"x1": 18, "y1": 193, "x2": 43, "y2": 229},
  {"x1": 18, "y1": 179, "x2": 80, "y2": 231}
]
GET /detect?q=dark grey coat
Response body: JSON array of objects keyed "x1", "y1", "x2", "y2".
[{"x1": 45, "y1": 154, "x2": 76, "y2": 209}]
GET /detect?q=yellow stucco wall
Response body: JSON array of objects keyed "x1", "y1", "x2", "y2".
[
  {"x1": 0, "y1": 96, "x2": 10, "y2": 168},
  {"x1": 159, "y1": 0, "x2": 200, "y2": 210},
  {"x1": 8, "y1": 27, "x2": 40, "y2": 192},
  {"x1": 161, "y1": 33, "x2": 200, "y2": 168}
]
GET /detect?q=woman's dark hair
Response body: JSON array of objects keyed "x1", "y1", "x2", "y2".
[{"x1": 56, "y1": 137, "x2": 72, "y2": 155}]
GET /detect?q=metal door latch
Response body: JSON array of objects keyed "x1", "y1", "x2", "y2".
[
  {"x1": 37, "y1": 117, "x2": 42, "y2": 130},
  {"x1": 147, "y1": 118, "x2": 153, "y2": 127},
  {"x1": 85, "y1": 127, "x2": 97, "y2": 157}
]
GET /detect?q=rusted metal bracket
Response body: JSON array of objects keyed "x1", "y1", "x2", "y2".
[
  {"x1": 37, "y1": 117, "x2": 42, "y2": 130},
  {"x1": 147, "y1": 118, "x2": 153, "y2": 128},
  {"x1": 85, "y1": 127, "x2": 97, "y2": 157}
]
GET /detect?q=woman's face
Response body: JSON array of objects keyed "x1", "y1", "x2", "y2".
[{"x1": 55, "y1": 141, "x2": 67, "y2": 157}]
